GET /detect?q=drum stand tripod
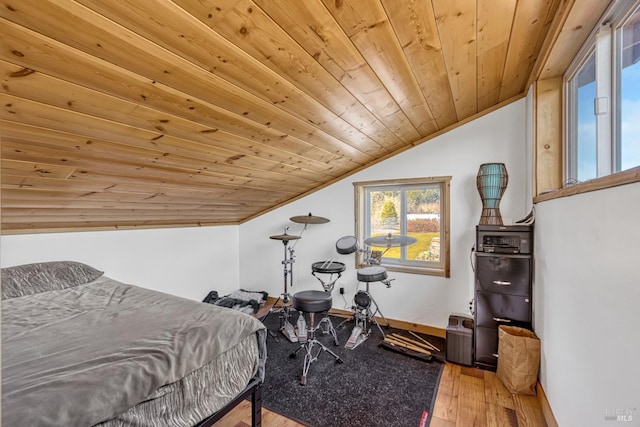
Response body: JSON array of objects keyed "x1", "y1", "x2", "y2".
[
  {"x1": 263, "y1": 232, "x2": 299, "y2": 342},
  {"x1": 265, "y1": 214, "x2": 331, "y2": 343}
]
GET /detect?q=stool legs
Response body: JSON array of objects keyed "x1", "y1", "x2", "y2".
[{"x1": 290, "y1": 312, "x2": 343, "y2": 385}]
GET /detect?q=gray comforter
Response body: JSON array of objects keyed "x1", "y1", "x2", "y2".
[{"x1": 2, "y1": 277, "x2": 266, "y2": 426}]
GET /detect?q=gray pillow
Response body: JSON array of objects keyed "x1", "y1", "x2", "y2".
[{"x1": 1, "y1": 261, "x2": 104, "y2": 300}]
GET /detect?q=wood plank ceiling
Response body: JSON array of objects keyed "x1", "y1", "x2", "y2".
[{"x1": 1, "y1": 0, "x2": 560, "y2": 233}]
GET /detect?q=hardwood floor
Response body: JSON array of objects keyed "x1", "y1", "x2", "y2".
[
  {"x1": 215, "y1": 362, "x2": 548, "y2": 427},
  {"x1": 431, "y1": 364, "x2": 547, "y2": 427},
  {"x1": 214, "y1": 400, "x2": 304, "y2": 427}
]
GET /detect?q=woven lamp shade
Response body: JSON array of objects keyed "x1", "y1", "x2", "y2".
[{"x1": 476, "y1": 163, "x2": 508, "y2": 225}]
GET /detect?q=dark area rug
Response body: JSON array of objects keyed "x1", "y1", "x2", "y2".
[{"x1": 260, "y1": 313, "x2": 445, "y2": 427}]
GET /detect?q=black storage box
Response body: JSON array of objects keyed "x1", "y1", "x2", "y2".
[{"x1": 446, "y1": 314, "x2": 474, "y2": 366}]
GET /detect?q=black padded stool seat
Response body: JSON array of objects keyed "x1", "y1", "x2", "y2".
[{"x1": 292, "y1": 290, "x2": 332, "y2": 313}]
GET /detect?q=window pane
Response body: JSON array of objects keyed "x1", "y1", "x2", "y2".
[
  {"x1": 368, "y1": 189, "x2": 400, "y2": 234},
  {"x1": 367, "y1": 189, "x2": 401, "y2": 261},
  {"x1": 619, "y1": 6, "x2": 640, "y2": 172},
  {"x1": 574, "y1": 51, "x2": 597, "y2": 181},
  {"x1": 365, "y1": 186, "x2": 442, "y2": 263},
  {"x1": 407, "y1": 187, "x2": 441, "y2": 262}
]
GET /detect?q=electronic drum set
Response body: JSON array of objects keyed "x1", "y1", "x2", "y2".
[{"x1": 267, "y1": 213, "x2": 417, "y2": 351}]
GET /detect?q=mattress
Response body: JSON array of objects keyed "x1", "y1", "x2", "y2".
[
  {"x1": 97, "y1": 334, "x2": 261, "y2": 426},
  {"x1": 1, "y1": 261, "x2": 267, "y2": 427}
]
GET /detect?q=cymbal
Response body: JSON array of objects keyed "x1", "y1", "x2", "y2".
[
  {"x1": 270, "y1": 233, "x2": 301, "y2": 241},
  {"x1": 364, "y1": 233, "x2": 417, "y2": 247},
  {"x1": 289, "y1": 213, "x2": 330, "y2": 224}
]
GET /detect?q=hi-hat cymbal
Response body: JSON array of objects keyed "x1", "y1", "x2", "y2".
[
  {"x1": 289, "y1": 213, "x2": 330, "y2": 224},
  {"x1": 270, "y1": 233, "x2": 301, "y2": 241},
  {"x1": 364, "y1": 233, "x2": 418, "y2": 247}
]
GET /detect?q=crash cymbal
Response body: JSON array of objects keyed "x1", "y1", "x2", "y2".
[
  {"x1": 289, "y1": 213, "x2": 330, "y2": 224},
  {"x1": 270, "y1": 233, "x2": 301, "y2": 241},
  {"x1": 364, "y1": 233, "x2": 418, "y2": 247}
]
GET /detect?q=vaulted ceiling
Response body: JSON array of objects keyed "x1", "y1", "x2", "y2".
[{"x1": 1, "y1": 0, "x2": 562, "y2": 233}]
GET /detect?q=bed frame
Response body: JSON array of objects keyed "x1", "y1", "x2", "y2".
[{"x1": 195, "y1": 377, "x2": 263, "y2": 427}]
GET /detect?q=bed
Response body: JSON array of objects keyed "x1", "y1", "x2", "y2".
[{"x1": 1, "y1": 261, "x2": 267, "y2": 426}]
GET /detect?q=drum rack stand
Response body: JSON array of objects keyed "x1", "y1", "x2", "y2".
[
  {"x1": 262, "y1": 236, "x2": 298, "y2": 343},
  {"x1": 266, "y1": 214, "x2": 331, "y2": 344}
]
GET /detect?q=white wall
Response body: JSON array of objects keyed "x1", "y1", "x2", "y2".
[
  {"x1": 534, "y1": 182, "x2": 640, "y2": 426},
  {"x1": 239, "y1": 100, "x2": 530, "y2": 329},
  {"x1": 0, "y1": 226, "x2": 240, "y2": 301}
]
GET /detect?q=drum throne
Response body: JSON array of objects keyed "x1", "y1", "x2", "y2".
[{"x1": 289, "y1": 290, "x2": 343, "y2": 385}]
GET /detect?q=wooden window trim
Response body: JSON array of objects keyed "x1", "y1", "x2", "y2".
[{"x1": 534, "y1": 166, "x2": 640, "y2": 202}]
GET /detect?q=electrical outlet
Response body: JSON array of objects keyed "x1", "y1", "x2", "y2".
[{"x1": 339, "y1": 287, "x2": 345, "y2": 295}]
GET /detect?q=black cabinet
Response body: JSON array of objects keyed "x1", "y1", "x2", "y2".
[{"x1": 474, "y1": 225, "x2": 533, "y2": 370}]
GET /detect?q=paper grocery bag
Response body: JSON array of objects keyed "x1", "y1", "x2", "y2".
[{"x1": 496, "y1": 326, "x2": 540, "y2": 395}]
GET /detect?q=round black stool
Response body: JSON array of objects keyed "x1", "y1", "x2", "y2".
[{"x1": 289, "y1": 290, "x2": 342, "y2": 385}]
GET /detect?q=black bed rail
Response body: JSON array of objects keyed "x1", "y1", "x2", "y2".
[{"x1": 195, "y1": 378, "x2": 262, "y2": 427}]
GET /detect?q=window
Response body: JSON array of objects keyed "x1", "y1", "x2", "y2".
[
  {"x1": 354, "y1": 176, "x2": 451, "y2": 277},
  {"x1": 568, "y1": 50, "x2": 597, "y2": 182},
  {"x1": 618, "y1": 6, "x2": 640, "y2": 171},
  {"x1": 565, "y1": 1, "x2": 640, "y2": 184}
]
